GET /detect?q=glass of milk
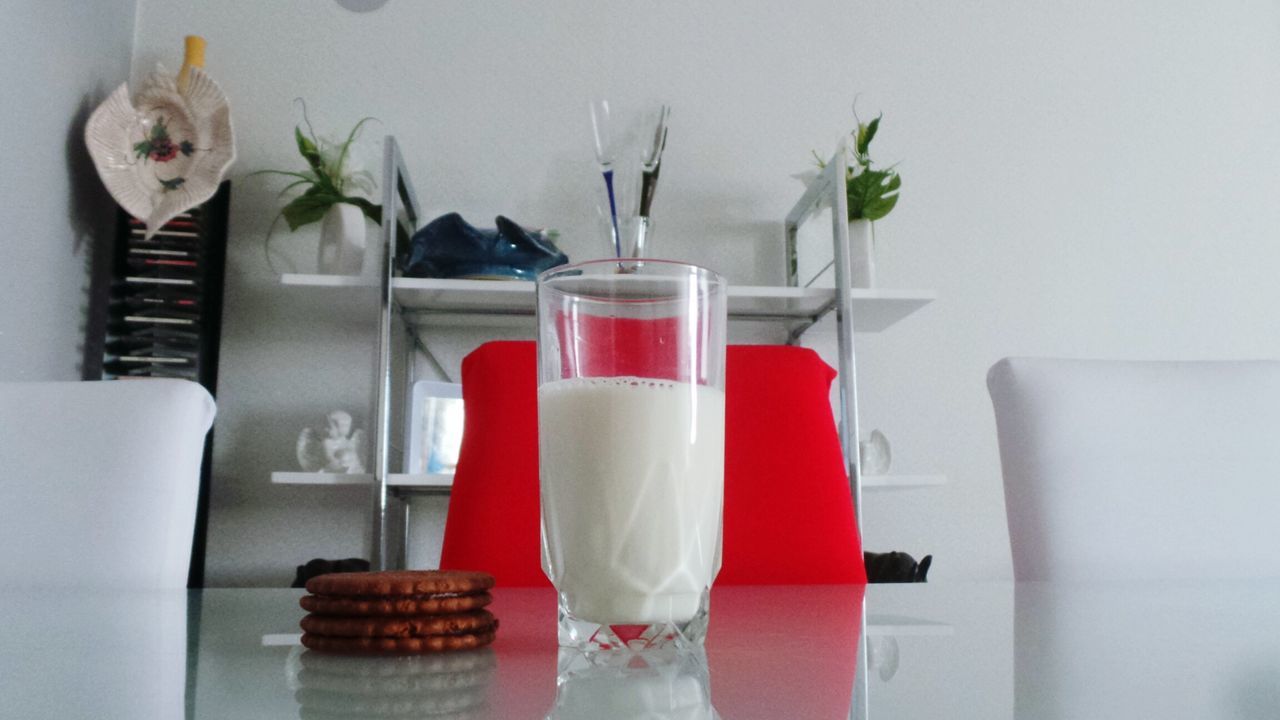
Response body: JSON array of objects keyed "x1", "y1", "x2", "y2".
[{"x1": 536, "y1": 259, "x2": 727, "y2": 651}]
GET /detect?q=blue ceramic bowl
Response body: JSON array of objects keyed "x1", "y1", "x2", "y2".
[{"x1": 403, "y1": 213, "x2": 568, "y2": 280}]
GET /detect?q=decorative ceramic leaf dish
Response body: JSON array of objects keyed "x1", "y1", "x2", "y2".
[{"x1": 85, "y1": 66, "x2": 235, "y2": 238}]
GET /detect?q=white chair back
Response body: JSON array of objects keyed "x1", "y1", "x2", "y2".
[
  {"x1": 0, "y1": 379, "x2": 215, "y2": 589},
  {"x1": 988, "y1": 358, "x2": 1280, "y2": 581}
]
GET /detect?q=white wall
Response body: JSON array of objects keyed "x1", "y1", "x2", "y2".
[
  {"x1": 132, "y1": 0, "x2": 1280, "y2": 585},
  {"x1": 0, "y1": 2, "x2": 138, "y2": 380}
]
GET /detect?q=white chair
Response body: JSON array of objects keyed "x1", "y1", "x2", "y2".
[
  {"x1": 0, "y1": 379, "x2": 215, "y2": 589},
  {"x1": 987, "y1": 357, "x2": 1280, "y2": 581}
]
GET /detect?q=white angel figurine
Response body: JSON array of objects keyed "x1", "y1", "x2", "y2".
[{"x1": 297, "y1": 411, "x2": 367, "y2": 473}]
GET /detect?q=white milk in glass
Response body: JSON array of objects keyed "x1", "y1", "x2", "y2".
[{"x1": 538, "y1": 377, "x2": 725, "y2": 625}]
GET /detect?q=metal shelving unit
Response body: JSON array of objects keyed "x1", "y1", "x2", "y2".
[{"x1": 275, "y1": 136, "x2": 940, "y2": 572}]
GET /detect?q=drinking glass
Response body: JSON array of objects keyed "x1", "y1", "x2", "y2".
[{"x1": 536, "y1": 259, "x2": 728, "y2": 651}]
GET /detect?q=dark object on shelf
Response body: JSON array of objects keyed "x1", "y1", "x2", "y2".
[
  {"x1": 84, "y1": 181, "x2": 231, "y2": 589},
  {"x1": 864, "y1": 551, "x2": 932, "y2": 583},
  {"x1": 403, "y1": 212, "x2": 568, "y2": 280},
  {"x1": 292, "y1": 557, "x2": 372, "y2": 588}
]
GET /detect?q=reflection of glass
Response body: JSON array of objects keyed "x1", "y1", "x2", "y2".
[
  {"x1": 289, "y1": 647, "x2": 496, "y2": 716},
  {"x1": 548, "y1": 648, "x2": 719, "y2": 720},
  {"x1": 537, "y1": 259, "x2": 728, "y2": 651}
]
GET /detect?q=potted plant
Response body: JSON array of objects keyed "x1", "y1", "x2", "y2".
[
  {"x1": 814, "y1": 109, "x2": 901, "y2": 288},
  {"x1": 255, "y1": 111, "x2": 381, "y2": 275}
]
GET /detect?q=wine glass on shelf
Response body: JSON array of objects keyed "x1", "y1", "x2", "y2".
[
  {"x1": 588, "y1": 99, "x2": 621, "y2": 258},
  {"x1": 631, "y1": 104, "x2": 670, "y2": 260},
  {"x1": 589, "y1": 100, "x2": 672, "y2": 259},
  {"x1": 639, "y1": 104, "x2": 670, "y2": 219}
]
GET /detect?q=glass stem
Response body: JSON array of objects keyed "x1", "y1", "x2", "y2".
[{"x1": 603, "y1": 169, "x2": 621, "y2": 258}]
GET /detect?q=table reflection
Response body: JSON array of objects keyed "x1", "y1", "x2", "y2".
[
  {"x1": 53, "y1": 581, "x2": 1280, "y2": 719},
  {"x1": 549, "y1": 647, "x2": 717, "y2": 719},
  {"x1": 265, "y1": 585, "x2": 867, "y2": 720},
  {"x1": 287, "y1": 646, "x2": 496, "y2": 717}
]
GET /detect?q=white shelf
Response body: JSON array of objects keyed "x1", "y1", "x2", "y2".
[
  {"x1": 280, "y1": 274, "x2": 935, "y2": 334},
  {"x1": 865, "y1": 614, "x2": 955, "y2": 637},
  {"x1": 862, "y1": 474, "x2": 948, "y2": 490},
  {"x1": 261, "y1": 633, "x2": 301, "y2": 647},
  {"x1": 271, "y1": 471, "x2": 371, "y2": 485},
  {"x1": 271, "y1": 472, "x2": 454, "y2": 489},
  {"x1": 280, "y1": 273, "x2": 374, "y2": 288},
  {"x1": 393, "y1": 278, "x2": 934, "y2": 333},
  {"x1": 388, "y1": 473, "x2": 454, "y2": 488},
  {"x1": 273, "y1": 471, "x2": 939, "y2": 491}
]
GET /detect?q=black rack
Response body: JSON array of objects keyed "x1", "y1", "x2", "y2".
[
  {"x1": 89, "y1": 180, "x2": 231, "y2": 587},
  {"x1": 99, "y1": 182, "x2": 229, "y2": 388}
]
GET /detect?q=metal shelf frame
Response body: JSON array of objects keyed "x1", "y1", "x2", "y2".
[
  {"x1": 360, "y1": 136, "x2": 934, "y2": 577},
  {"x1": 370, "y1": 136, "x2": 422, "y2": 570}
]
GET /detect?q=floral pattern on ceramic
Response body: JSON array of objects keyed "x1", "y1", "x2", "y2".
[{"x1": 85, "y1": 65, "x2": 236, "y2": 238}]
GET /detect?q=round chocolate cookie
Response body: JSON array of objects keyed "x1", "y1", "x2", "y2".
[
  {"x1": 305, "y1": 571, "x2": 494, "y2": 598},
  {"x1": 300, "y1": 610, "x2": 496, "y2": 639},
  {"x1": 300, "y1": 591, "x2": 492, "y2": 617}
]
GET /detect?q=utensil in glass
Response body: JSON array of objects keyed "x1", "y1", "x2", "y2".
[{"x1": 537, "y1": 259, "x2": 728, "y2": 651}]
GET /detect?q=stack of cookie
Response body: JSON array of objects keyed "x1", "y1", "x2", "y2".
[{"x1": 300, "y1": 570, "x2": 497, "y2": 655}]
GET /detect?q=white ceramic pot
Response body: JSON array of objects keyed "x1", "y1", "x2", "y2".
[
  {"x1": 848, "y1": 219, "x2": 876, "y2": 289},
  {"x1": 317, "y1": 203, "x2": 367, "y2": 275}
]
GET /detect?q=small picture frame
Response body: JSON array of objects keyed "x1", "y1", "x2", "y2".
[{"x1": 403, "y1": 381, "x2": 465, "y2": 475}]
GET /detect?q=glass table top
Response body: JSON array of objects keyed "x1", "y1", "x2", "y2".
[{"x1": 1, "y1": 580, "x2": 1277, "y2": 719}]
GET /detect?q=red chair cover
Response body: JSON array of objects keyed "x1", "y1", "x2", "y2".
[{"x1": 439, "y1": 341, "x2": 866, "y2": 585}]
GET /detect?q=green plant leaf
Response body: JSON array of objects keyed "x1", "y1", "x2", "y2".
[
  {"x1": 245, "y1": 169, "x2": 316, "y2": 182},
  {"x1": 856, "y1": 115, "x2": 880, "y2": 157},
  {"x1": 281, "y1": 186, "x2": 340, "y2": 231},
  {"x1": 342, "y1": 196, "x2": 383, "y2": 226},
  {"x1": 295, "y1": 126, "x2": 325, "y2": 176},
  {"x1": 848, "y1": 169, "x2": 900, "y2": 221},
  {"x1": 276, "y1": 178, "x2": 313, "y2": 198}
]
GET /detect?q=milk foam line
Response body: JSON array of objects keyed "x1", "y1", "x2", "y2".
[{"x1": 540, "y1": 376, "x2": 693, "y2": 391}]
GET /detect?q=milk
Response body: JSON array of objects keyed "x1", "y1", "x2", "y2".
[{"x1": 538, "y1": 377, "x2": 725, "y2": 625}]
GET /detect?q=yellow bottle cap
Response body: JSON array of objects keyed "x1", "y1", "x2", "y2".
[{"x1": 184, "y1": 35, "x2": 206, "y2": 69}]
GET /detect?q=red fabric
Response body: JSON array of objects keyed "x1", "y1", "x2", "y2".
[
  {"x1": 555, "y1": 313, "x2": 684, "y2": 380},
  {"x1": 720, "y1": 345, "x2": 866, "y2": 584},
  {"x1": 438, "y1": 341, "x2": 866, "y2": 585},
  {"x1": 439, "y1": 342, "x2": 547, "y2": 587}
]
